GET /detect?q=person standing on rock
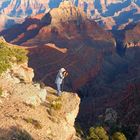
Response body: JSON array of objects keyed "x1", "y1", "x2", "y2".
[{"x1": 55, "y1": 68, "x2": 68, "y2": 96}]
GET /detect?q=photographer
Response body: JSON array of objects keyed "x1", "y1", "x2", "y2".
[{"x1": 55, "y1": 68, "x2": 68, "y2": 96}]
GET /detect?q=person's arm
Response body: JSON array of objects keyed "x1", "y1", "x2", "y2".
[{"x1": 59, "y1": 72, "x2": 65, "y2": 79}]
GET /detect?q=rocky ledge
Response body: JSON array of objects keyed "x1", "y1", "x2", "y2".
[
  {"x1": 0, "y1": 39, "x2": 80, "y2": 140},
  {"x1": 0, "y1": 85, "x2": 80, "y2": 140}
]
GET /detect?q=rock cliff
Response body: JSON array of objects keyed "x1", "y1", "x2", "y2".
[
  {"x1": 125, "y1": 22, "x2": 140, "y2": 47},
  {"x1": 0, "y1": 0, "x2": 140, "y2": 31},
  {"x1": 1, "y1": 2, "x2": 140, "y2": 139},
  {"x1": 0, "y1": 0, "x2": 49, "y2": 17},
  {"x1": 0, "y1": 1, "x2": 115, "y2": 91},
  {"x1": 0, "y1": 38, "x2": 80, "y2": 140},
  {"x1": 0, "y1": 14, "x2": 23, "y2": 31}
]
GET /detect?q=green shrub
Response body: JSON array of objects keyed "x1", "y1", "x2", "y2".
[
  {"x1": 87, "y1": 126, "x2": 109, "y2": 140},
  {"x1": 0, "y1": 42, "x2": 28, "y2": 75},
  {"x1": 51, "y1": 101, "x2": 62, "y2": 110},
  {"x1": 50, "y1": 97, "x2": 62, "y2": 111},
  {"x1": 112, "y1": 132, "x2": 127, "y2": 140},
  {"x1": 108, "y1": 123, "x2": 136, "y2": 140}
]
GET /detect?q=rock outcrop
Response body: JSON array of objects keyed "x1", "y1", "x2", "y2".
[
  {"x1": 0, "y1": 1, "x2": 115, "y2": 91},
  {"x1": 0, "y1": 0, "x2": 49, "y2": 17},
  {"x1": 50, "y1": 0, "x2": 86, "y2": 24},
  {"x1": 0, "y1": 0, "x2": 140, "y2": 31},
  {"x1": 0, "y1": 14, "x2": 24, "y2": 31},
  {"x1": 0, "y1": 38, "x2": 46, "y2": 107},
  {"x1": 75, "y1": 0, "x2": 140, "y2": 30},
  {"x1": 11, "y1": 63, "x2": 34, "y2": 84},
  {"x1": 0, "y1": 0, "x2": 49, "y2": 31},
  {"x1": 125, "y1": 22, "x2": 140, "y2": 48},
  {"x1": 104, "y1": 108, "x2": 118, "y2": 123},
  {"x1": 0, "y1": 81, "x2": 80, "y2": 139},
  {"x1": 0, "y1": 40, "x2": 80, "y2": 140},
  {"x1": 1, "y1": 2, "x2": 140, "y2": 139}
]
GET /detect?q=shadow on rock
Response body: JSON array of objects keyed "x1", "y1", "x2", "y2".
[{"x1": 0, "y1": 126, "x2": 34, "y2": 140}]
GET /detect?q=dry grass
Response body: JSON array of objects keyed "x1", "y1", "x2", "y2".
[
  {"x1": 0, "y1": 87, "x2": 2, "y2": 96},
  {"x1": 24, "y1": 118, "x2": 43, "y2": 129},
  {"x1": 0, "y1": 42, "x2": 28, "y2": 75},
  {"x1": 50, "y1": 97, "x2": 62, "y2": 111}
]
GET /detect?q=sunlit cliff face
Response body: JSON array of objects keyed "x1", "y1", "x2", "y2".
[
  {"x1": 0, "y1": 0, "x2": 140, "y2": 31},
  {"x1": 0, "y1": 0, "x2": 49, "y2": 17}
]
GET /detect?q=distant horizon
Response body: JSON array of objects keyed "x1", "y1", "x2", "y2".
[{"x1": 0, "y1": 0, "x2": 140, "y2": 31}]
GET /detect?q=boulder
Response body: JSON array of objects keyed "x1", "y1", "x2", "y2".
[
  {"x1": 0, "y1": 36, "x2": 6, "y2": 42},
  {"x1": 12, "y1": 83, "x2": 47, "y2": 106},
  {"x1": 104, "y1": 108, "x2": 118, "y2": 124},
  {"x1": 38, "y1": 88, "x2": 47, "y2": 102},
  {"x1": 11, "y1": 63, "x2": 34, "y2": 83}
]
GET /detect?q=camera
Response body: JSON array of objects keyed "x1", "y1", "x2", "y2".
[{"x1": 63, "y1": 71, "x2": 68, "y2": 77}]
